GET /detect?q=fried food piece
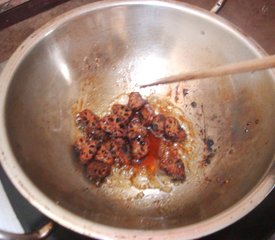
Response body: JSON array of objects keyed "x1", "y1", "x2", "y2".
[
  {"x1": 111, "y1": 138, "x2": 131, "y2": 166},
  {"x1": 87, "y1": 126, "x2": 106, "y2": 142},
  {"x1": 131, "y1": 136, "x2": 150, "y2": 160},
  {"x1": 74, "y1": 137, "x2": 98, "y2": 165},
  {"x1": 111, "y1": 104, "x2": 132, "y2": 124},
  {"x1": 140, "y1": 103, "x2": 155, "y2": 126},
  {"x1": 158, "y1": 141, "x2": 185, "y2": 181},
  {"x1": 160, "y1": 157, "x2": 185, "y2": 181},
  {"x1": 111, "y1": 138, "x2": 130, "y2": 155},
  {"x1": 87, "y1": 161, "x2": 111, "y2": 184},
  {"x1": 151, "y1": 114, "x2": 166, "y2": 138},
  {"x1": 112, "y1": 137, "x2": 127, "y2": 149},
  {"x1": 75, "y1": 109, "x2": 105, "y2": 140},
  {"x1": 95, "y1": 141, "x2": 114, "y2": 165},
  {"x1": 94, "y1": 138, "x2": 131, "y2": 167},
  {"x1": 127, "y1": 116, "x2": 148, "y2": 140},
  {"x1": 164, "y1": 117, "x2": 186, "y2": 142},
  {"x1": 128, "y1": 92, "x2": 147, "y2": 111},
  {"x1": 74, "y1": 136, "x2": 88, "y2": 151},
  {"x1": 74, "y1": 92, "x2": 189, "y2": 186},
  {"x1": 99, "y1": 114, "x2": 127, "y2": 138},
  {"x1": 113, "y1": 149, "x2": 131, "y2": 166},
  {"x1": 76, "y1": 109, "x2": 99, "y2": 131}
]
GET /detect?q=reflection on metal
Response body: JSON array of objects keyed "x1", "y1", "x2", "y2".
[
  {"x1": 131, "y1": 55, "x2": 167, "y2": 86},
  {"x1": 211, "y1": 0, "x2": 226, "y2": 13},
  {"x1": 59, "y1": 61, "x2": 71, "y2": 84},
  {"x1": 52, "y1": 46, "x2": 72, "y2": 85}
]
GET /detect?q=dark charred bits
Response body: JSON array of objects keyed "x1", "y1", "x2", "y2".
[
  {"x1": 164, "y1": 117, "x2": 186, "y2": 142},
  {"x1": 131, "y1": 136, "x2": 150, "y2": 160},
  {"x1": 205, "y1": 138, "x2": 214, "y2": 151},
  {"x1": 99, "y1": 114, "x2": 127, "y2": 138},
  {"x1": 151, "y1": 114, "x2": 166, "y2": 138},
  {"x1": 73, "y1": 92, "x2": 187, "y2": 186},
  {"x1": 182, "y1": 88, "x2": 189, "y2": 97},
  {"x1": 204, "y1": 152, "x2": 215, "y2": 166},
  {"x1": 127, "y1": 116, "x2": 148, "y2": 140},
  {"x1": 158, "y1": 141, "x2": 185, "y2": 181},
  {"x1": 111, "y1": 104, "x2": 132, "y2": 124},
  {"x1": 175, "y1": 85, "x2": 180, "y2": 103},
  {"x1": 76, "y1": 109, "x2": 105, "y2": 141},
  {"x1": 191, "y1": 101, "x2": 197, "y2": 108},
  {"x1": 203, "y1": 138, "x2": 215, "y2": 165},
  {"x1": 110, "y1": 138, "x2": 131, "y2": 167}
]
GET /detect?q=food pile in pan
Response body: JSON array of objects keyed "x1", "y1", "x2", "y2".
[{"x1": 73, "y1": 92, "x2": 187, "y2": 186}]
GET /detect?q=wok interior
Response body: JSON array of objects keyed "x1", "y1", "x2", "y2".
[{"x1": 5, "y1": 3, "x2": 275, "y2": 229}]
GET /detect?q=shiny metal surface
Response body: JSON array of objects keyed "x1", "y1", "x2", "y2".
[{"x1": 0, "y1": 1, "x2": 274, "y2": 240}]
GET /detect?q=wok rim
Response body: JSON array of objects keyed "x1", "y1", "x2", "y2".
[{"x1": 0, "y1": 0, "x2": 274, "y2": 239}]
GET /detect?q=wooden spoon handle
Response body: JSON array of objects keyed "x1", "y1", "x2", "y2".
[{"x1": 140, "y1": 54, "x2": 275, "y2": 88}]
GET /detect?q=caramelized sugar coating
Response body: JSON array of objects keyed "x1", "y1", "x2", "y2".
[
  {"x1": 74, "y1": 92, "x2": 187, "y2": 185},
  {"x1": 128, "y1": 92, "x2": 147, "y2": 111}
]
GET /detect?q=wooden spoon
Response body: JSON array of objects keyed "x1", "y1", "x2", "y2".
[{"x1": 140, "y1": 54, "x2": 275, "y2": 88}]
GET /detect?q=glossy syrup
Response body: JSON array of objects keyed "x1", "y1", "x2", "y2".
[{"x1": 132, "y1": 132, "x2": 161, "y2": 175}]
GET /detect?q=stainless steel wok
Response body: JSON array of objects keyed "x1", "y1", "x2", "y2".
[{"x1": 0, "y1": 1, "x2": 274, "y2": 239}]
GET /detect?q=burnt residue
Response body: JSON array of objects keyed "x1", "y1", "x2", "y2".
[
  {"x1": 205, "y1": 138, "x2": 214, "y2": 151},
  {"x1": 244, "y1": 119, "x2": 260, "y2": 133},
  {"x1": 174, "y1": 85, "x2": 180, "y2": 103},
  {"x1": 204, "y1": 176, "x2": 212, "y2": 183},
  {"x1": 182, "y1": 88, "x2": 189, "y2": 97},
  {"x1": 215, "y1": 176, "x2": 230, "y2": 185},
  {"x1": 228, "y1": 148, "x2": 234, "y2": 155},
  {"x1": 191, "y1": 101, "x2": 197, "y2": 108},
  {"x1": 204, "y1": 176, "x2": 230, "y2": 185},
  {"x1": 203, "y1": 141, "x2": 216, "y2": 166},
  {"x1": 200, "y1": 104, "x2": 207, "y2": 141},
  {"x1": 246, "y1": 121, "x2": 252, "y2": 126},
  {"x1": 210, "y1": 114, "x2": 218, "y2": 121},
  {"x1": 204, "y1": 152, "x2": 215, "y2": 165},
  {"x1": 197, "y1": 103, "x2": 216, "y2": 166}
]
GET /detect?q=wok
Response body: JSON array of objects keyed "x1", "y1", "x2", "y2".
[{"x1": 0, "y1": 1, "x2": 274, "y2": 239}]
